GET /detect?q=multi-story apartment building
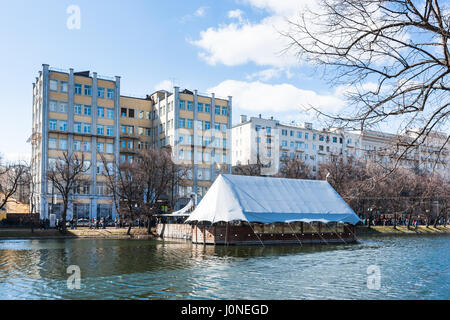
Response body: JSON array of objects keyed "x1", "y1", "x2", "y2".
[
  {"x1": 31, "y1": 64, "x2": 232, "y2": 220},
  {"x1": 232, "y1": 115, "x2": 449, "y2": 177}
]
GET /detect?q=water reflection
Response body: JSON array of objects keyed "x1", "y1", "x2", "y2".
[{"x1": 0, "y1": 236, "x2": 448, "y2": 300}]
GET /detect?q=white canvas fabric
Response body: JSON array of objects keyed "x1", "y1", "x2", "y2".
[{"x1": 185, "y1": 174, "x2": 361, "y2": 225}]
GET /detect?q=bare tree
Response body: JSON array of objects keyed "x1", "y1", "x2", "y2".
[
  {"x1": 279, "y1": 157, "x2": 314, "y2": 179},
  {"x1": 101, "y1": 155, "x2": 143, "y2": 235},
  {"x1": 283, "y1": 0, "x2": 450, "y2": 167},
  {"x1": 47, "y1": 152, "x2": 90, "y2": 233},
  {"x1": 135, "y1": 147, "x2": 187, "y2": 233},
  {"x1": 0, "y1": 156, "x2": 29, "y2": 212},
  {"x1": 233, "y1": 161, "x2": 263, "y2": 176}
]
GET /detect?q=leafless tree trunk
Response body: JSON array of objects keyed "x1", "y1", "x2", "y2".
[
  {"x1": 47, "y1": 152, "x2": 90, "y2": 233},
  {"x1": 0, "y1": 157, "x2": 29, "y2": 212}
]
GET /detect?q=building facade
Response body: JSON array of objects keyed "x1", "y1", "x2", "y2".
[
  {"x1": 31, "y1": 65, "x2": 232, "y2": 220},
  {"x1": 232, "y1": 115, "x2": 449, "y2": 178}
]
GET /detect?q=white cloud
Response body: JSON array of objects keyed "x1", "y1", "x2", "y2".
[
  {"x1": 154, "y1": 80, "x2": 173, "y2": 92},
  {"x1": 228, "y1": 9, "x2": 244, "y2": 22},
  {"x1": 181, "y1": 6, "x2": 209, "y2": 23},
  {"x1": 191, "y1": 1, "x2": 315, "y2": 67},
  {"x1": 195, "y1": 6, "x2": 208, "y2": 17},
  {"x1": 208, "y1": 80, "x2": 346, "y2": 121}
]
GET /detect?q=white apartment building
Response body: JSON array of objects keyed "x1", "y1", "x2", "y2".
[{"x1": 232, "y1": 115, "x2": 449, "y2": 178}]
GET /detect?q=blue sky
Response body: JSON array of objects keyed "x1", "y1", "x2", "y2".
[{"x1": 0, "y1": 0, "x2": 375, "y2": 161}]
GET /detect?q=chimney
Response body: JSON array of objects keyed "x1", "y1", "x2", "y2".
[
  {"x1": 305, "y1": 122, "x2": 313, "y2": 130},
  {"x1": 240, "y1": 115, "x2": 247, "y2": 123}
]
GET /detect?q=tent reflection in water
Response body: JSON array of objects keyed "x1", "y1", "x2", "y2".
[{"x1": 184, "y1": 174, "x2": 361, "y2": 246}]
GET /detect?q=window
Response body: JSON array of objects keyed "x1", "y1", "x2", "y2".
[
  {"x1": 255, "y1": 125, "x2": 261, "y2": 132},
  {"x1": 59, "y1": 139, "x2": 68, "y2": 150},
  {"x1": 59, "y1": 102, "x2": 67, "y2": 113},
  {"x1": 305, "y1": 133, "x2": 309, "y2": 140},
  {"x1": 120, "y1": 155, "x2": 126, "y2": 163},
  {"x1": 282, "y1": 140, "x2": 288, "y2": 147},
  {"x1": 290, "y1": 141, "x2": 295, "y2": 148},
  {"x1": 59, "y1": 120, "x2": 67, "y2": 132},
  {"x1": 333, "y1": 137, "x2": 337, "y2": 143},
  {"x1": 319, "y1": 135, "x2": 324, "y2": 141},
  {"x1": 215, "y1": 105, "x2": 220, "y2": 115},
  {"x1": 49, "y1": 101, "x2": 57, "y2": 112},
  {"x1": 107, "y1": 89, "x2": 114, "y2": 99},
  {"x1": 187, "y1": 101, "x2": 193, "y2": 111},
  {"x1": 73, "y1": 140, "x2": 81, "y2": 151},
  {"x1": 204, "y1": 167, "x2": 211, "y2": 180},
  {"x1": 179, "y1": 100, "x2": 185, "y2": 110},
  {"x1": 60, "y1": 81, "x2": 68, "y2": 93},
  {"x1": 127, "y1": 141, "x2": 133, "y2": 149},
  {"x1": 97, "y1": 125, "x2": 104, "y2": 135},
  {"x1": 74, "y1": 84, "x2": 82, "y2": 95},
  {"x1": 84, "y1": 85, "x2": 92, "y2": 96},
  {"x1": 106, "y1": 126, "x2": 113, "y2": 136},
  {"x1": 179, "y1": 150, "x2": 185, "y2": 160},
  {"x1": 49, "y1": 138, "x2": 57, "y2": 149},
  {"x1": 197, "y1": 120, "x2": 203, "y2": 130},
  {"x1": 187, "y1": 119, "x2": 193, "y2": 129},
  {"x1": 121, "y1": 108, "x2": 127, "y2": 117},
  {"x1": 106, "y1": 108, "x2": 114, "y2": 119},
  {"x1": 98, "y1": 87, "x2": 105, "y2": 98},
  {"x1": 214, "y1": 123, "x2": 220, "y2": 131},
  {"x1": 267, "y1": 126, "x2": 272, "y2": 134},
  {"x1": 49, "y1": 119, "x2": 57, "y2": 130},
  {"x1": 74, "y1": 104, "x2": 82, "y2": 115},
  {"x1": 222, "y1": 124, "x2": 227, "y2": 133},
  {"x1": 282, "y1": 129, "x2": 287, "y2": 136},
  {"x1": 97, "y1": 142, "x2": 104, "y2": 153},
  {"x1": 223, "y1": 138, "x2": 227, "y2": 148},
  {"x1": 198, "y1": 103, "x2": 203, "y2": 112},
  {"x1": 179, "y1": 118, "x2": 186, "y2": 128},
  {"x1": 74, "y1": 122, "x2": 82, "y2": 133},
  {"x1": 106, "y1": 143, "x2": 114, "y2": 154},
  {"x1": 97, "y1": 107, "x2": 105, "y2": 118},
  {"x1": 97, "y1": 163, "x2": 104, "y2": 175},
  {"x1": 297, "y1": 132, "x2": 302, "y2": 139},
  {"x1": 266, "y1": 150, "x2": 271, "y2": 157},
  {"x1": 120, "y1": 140, "x2": 126, "y2": 149},
  {"x1": 84, "y1": 105, "x2": 91, "y2": 116},
  {"x1": 49, "y1": 79, "x2": 58, "y2": 91},
  {"x1": 204, "y1": 121, "x2": 211, "y2": 130},
  {"x1": 187, "y1": 135, "x2": 193, "y2": 144},
  {"x1": 290, "y1": 131, "x2": 294, "y2": 137},
  {"x1": 205, "y1": 103, "x2": 211, "y2": 112},
  {"x1": 84, "y1": 141, "x2": 91, "y2": 152},
  {"x1": 83, "y1": 123, "x2": 91, "y2": 134},
  {"x1": 128, "y1": 109, "x2": 134, "y2": 118},
  {"x1": 222, "y1": 106, "x2": 227, "y2": 116},
  {"x1": 138, "y1": 110, "x2": 144, "y2": 119}
]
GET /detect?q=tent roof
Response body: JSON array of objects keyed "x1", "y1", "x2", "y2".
[{"x1": 185, "y1": 174, "x2": 361, "y2": 225}]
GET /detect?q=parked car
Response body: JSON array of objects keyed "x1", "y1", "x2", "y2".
[{"x1": 77, "y1": 218, "x2": 90, "y2": 227}]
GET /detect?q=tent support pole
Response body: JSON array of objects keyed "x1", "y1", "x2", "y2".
[
  {"x1": 287, "y1": 222, "x2": 303, "y2": 247},
  {"x1": 311, "y1": 223, "x2": 329, "y2": 245},
  {"x1": 248, "y1": 222, "x2": 265, "y2": 247},
  {"x1": 225, "y1": 222, "x2": 229, "y2": 246}
]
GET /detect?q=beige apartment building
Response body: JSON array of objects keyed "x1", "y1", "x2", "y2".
[{"x1": 31, "y1": 64, "x2": 232, "y2": 220}]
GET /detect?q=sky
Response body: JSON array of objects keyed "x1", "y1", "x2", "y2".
[{"x1": 0, "y1": 0, "x2": 399, "y2": 162}]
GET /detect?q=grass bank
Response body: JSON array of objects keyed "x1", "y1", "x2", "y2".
[
  {"x1": 0, "y1": 227, "x2": 157, "y2": 240},
  {"x1": 356, "y1": 225, "x2": 450, "y2": 236}
]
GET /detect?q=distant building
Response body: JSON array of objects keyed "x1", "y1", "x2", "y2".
[
  {"x1": 30, "y1": 64, "x2": 232, "y2": 220},
  {"x1": 232, "y1": 115, "x2": 449, "y2": 178}
]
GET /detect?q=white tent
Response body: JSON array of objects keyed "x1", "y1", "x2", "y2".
[{"x1": 185, "y1": 174, "x2": 361, "y2": 225}]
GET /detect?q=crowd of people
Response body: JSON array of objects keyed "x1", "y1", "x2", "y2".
[{"x1": 362, "y1": 216, "x2": 449, "y2": 228}]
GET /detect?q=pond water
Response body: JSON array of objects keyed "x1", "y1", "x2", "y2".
[{"x1": 0, "y1": 235, "x2": 448, "y2": 299}]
